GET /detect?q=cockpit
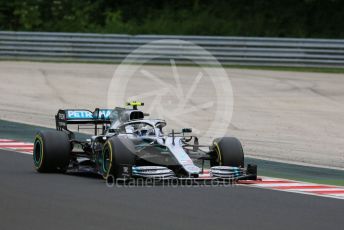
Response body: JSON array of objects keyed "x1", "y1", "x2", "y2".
[
  {"x1": 120, "y1": 122, "x2": 155, "y2": 137},
  {"x1": 105, "y1": 102, "x2": 167, "y2": 138}
]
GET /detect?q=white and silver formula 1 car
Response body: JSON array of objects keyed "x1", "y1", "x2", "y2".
[{"x1": 33, "y1": 102, "x2": 257, "y2": 183}]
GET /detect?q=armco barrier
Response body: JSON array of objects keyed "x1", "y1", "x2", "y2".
[{"x1": 0, "y1": 31, "x2": 343, "y2": 67}]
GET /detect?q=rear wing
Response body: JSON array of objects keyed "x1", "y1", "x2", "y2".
[{"x1": 55, "y1": 109, "x2": 113, "y2": 135}]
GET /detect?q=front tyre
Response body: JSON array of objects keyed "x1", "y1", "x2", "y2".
[
  {"x1": 211, "y1": 137, "x2": 244, "y2": 167},
  {"x1": 33, "y1": 131, "x2": 71, "y2": 172},
  {"x1": 102, "y1": 136, "x2": 136, "y2": 180}
]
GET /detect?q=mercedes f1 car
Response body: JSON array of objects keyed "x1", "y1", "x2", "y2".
[{"x1": 33, "y1": 102, "x2": 257, "y2": 183}]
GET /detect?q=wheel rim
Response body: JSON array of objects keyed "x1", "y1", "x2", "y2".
[
  {"x1": 213, "y1": 142, "x2": 222, "y2": 166},
  {"x1": 33, "y1": 136, "x2": 43, "y2": 168},
  {"x1": 102, "y1": 143, "x2": 112, "y2": 177}
]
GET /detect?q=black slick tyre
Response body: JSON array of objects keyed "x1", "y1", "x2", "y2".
[
  {"x1": 211, "y1": 137, "x2": 244, "y2": 167},
  {"x1": 101, "y1": 136, "x2": 136, "y2": 180},
  {"x1": 33, "y1": 131, "x2": 71, "y2": 172}
]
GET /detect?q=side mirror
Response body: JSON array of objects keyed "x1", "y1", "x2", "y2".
[{"x1": 182, "y1": 128, "x2": 192, "y2": 133}]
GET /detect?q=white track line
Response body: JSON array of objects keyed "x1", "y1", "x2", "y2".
[
  {"x1": 241, "y1": 178, "x2": 344, "y2": 200},
  {"x1": 0, "y1": 143, "x2": 33, "y2": 146},
  {"x1": 0, "y1": 139, "x2": 34, "y2": 155}
]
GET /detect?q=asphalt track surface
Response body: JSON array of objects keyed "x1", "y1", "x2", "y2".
[{"x1": 0, "y1": 150, "x2": 343, "y2": 230}]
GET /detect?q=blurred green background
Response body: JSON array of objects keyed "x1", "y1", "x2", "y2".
[{"x1": 0, "y1": 0, "x2": 344, "y2": 38}]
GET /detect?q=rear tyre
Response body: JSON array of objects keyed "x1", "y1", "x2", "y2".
[
  {"x1": 101, "y1": 136, "x2": 136, "y2": 180},
  {"x1": 33, "y1": 131, "x2": 71, "y2": 173},
  {"x1": 211, "y1": 137, "x2": 244, "y2": 167}
]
